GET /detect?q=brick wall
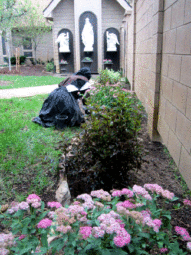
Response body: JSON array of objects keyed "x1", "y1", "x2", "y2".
[
  {"x1": 126, "y1": 0, "x2": 191, "y2": 189},
  {"x1": 158, "y1": 0, "x2": 191, "y2": 188}
]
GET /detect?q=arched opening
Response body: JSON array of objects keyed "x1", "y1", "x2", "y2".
[
  {"x1": 79, "y1": 11, "x2": 98, "y2": 73},
  {"x1": 57, "y1": 29, "x2": 74, "y2": 73}
]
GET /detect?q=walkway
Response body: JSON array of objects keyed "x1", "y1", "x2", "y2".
[
  {"x1": 0, "y1": 78, "x2": 95, "y2": 99},
  {"x1": 0, "y1": 84, "x2": 58, "y2": 99}
]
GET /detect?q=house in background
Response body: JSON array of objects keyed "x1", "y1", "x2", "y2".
[
  {"x1": 0, "y1": 0, "x2": 54, "y2": 65},
  {"x1": 43, "y1": 0, "x2": 132, "y2": 73}
]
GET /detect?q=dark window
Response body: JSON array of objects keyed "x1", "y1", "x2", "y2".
[
  {"x1": 23, "y1": 38, "x2": 32, "y2": 50},
  {"x1": 24, "y1": 52, "x2": 32, "y2": 57}
]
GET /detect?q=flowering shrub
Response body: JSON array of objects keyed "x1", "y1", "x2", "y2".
[
  {"x1": 97, "y1": 68, "x2": 121, "y2": 85},
  {"x1": 63, "y1": 83, "x2": 143, "y2": 192},
  {"x1": 103, "y1": 59, "x2": 113, "y2": 64},
  {"x1": 0, "y1": 184, "x2": 190, "y2": 254}
]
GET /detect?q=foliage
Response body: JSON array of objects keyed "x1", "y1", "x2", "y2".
[
  {"x1": 62, "y1": 83, "x2": 143, "y2": 193},
  {"x1": 0, "y1": 184, "x2": 190, "y2": 254},
  {"x1": 82, "y1": 57, "x2": 92, "y2": 62},
  {"x1": 13, "y1": 4, "x2": 52, "y2": 64},
  {"x1": 0, "y1": 95, "x2": 80, "y2": 202},
  {"x1": 97, "y1": 69, "x2": 122, "y2": 85},
  {"x1": 103, "y1": 59, "x2": 113, "y2": 64},
  {"x1": 0, "y1": 0, "x2": 31, "y2": 71},
  {"x1": 45, "y1": 62, "x2": 54, "y2": 72},
  {"x1": 0, "y1": 75, "x2": 64, "y2": 89},
  {"x1": 4, "y1": 56, "x2": 26, "y2": 65}
]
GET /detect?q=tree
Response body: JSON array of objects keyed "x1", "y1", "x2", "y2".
[
  {"x1": 13, "y1": 6, "x2": 52, "y2": 64},
  {"x1": 0, "y1": 0, "x2": 30, "y2": 71}
]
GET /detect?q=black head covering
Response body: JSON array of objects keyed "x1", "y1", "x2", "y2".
[{"x1": 74, "y1": 67, "x2": 91, "y2": 80}]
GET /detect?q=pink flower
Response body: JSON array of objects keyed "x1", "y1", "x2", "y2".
[
  {"x1": 27, "y1": 194, "x2": 41, "y2": 204},
  {"x1": 31, "y1": 202, "x2": 41, "y2": 208},
  {"x1": 121, "y1": 188, "x2": 134, "y2": 198},
  {"x1": 183, "y1": 199, "x2": 191, "y2": 206},
  {"x1": 48, "y1": 211, "x2": 56, "y2": 219},
  {"x1": 0, "y1": 248, "x2": 9, "y2": 255},
  {"x1": 122, "y1": 88, "x2": 129, "y2": 92},
  {"x1": 37, "y1": 218, "x2": 52, "y2": 229},
  {"x1": 175, "y1": 226, "x2": 191, "y2": 241},
  {"x1": 92, "y1": 227, "x2": 105, "y2": 238},
  {"x1": 19, "y1": 202, "x2": 29, "y2": 210},
  {"x1": 187, "y1": 242, "x2": 191, "y2": 251},
  {"x1": 112, "y1": 190, "x2": 121, "y2": 197},
  {"x1": 47, "y1": 201, "x2": 62, "y2": 209},
  {"x1": 113, "y1": 235, "x2": 127, "y2": 247},
  {"x1": 121, "y1": 200, "x2": 136, "y2": 209},
  {"x1": 19, "y1": 235, "x2": 26, "y2": 240},
  {"x1": 79, "y1": 226, "x2": 92, "y2": 240},
  {"x1": 160, "y1": 247, "x2": 168, "y2": 253},
  {"x1": 56, "y1": 225, "x2": 71, "y2": 234},
  {"x1": 7, "y1": 201, "x2": 19, "y2": 214}
]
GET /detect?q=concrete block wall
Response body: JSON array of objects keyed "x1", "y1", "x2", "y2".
[
  {"x1": 158, "y1": 0, "x2": 191, "y2": 189},
  {"x1": 52, "y1": 0, "x2": 75, "y2": 73},
  {"x1": 35, "y1": 31, "x2": 54, "y2": 62},
  {"x1": 126, "y1": 0, "x2": 191, "y2": 189}
]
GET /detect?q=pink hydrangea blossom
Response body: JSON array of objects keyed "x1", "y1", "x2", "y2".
[
  {"x1": 19, "y1": 202, "x2": 29, "y2": 210},
  {"x1": 79, "y1": 226, "x2": 92, "y2": 239},
  {"x1": 56, "y1": 225, "x2": 71, "y2": 234},
  {"x1": 47, "y1": 201, "x2": 62, "y2": 209},
  {"x1": 187, "y1": 242, "x2": 191, "y2": 251},
  {"x1": 160, "y1": 247, "x2": 168, "y2": 253},
  {"x1": 112, "y1": 190, "x2": 121, "y2": 197},
  {"x1": 175, "y1": 226, "x2": 191, "y2": 241},
  {"x1": 0, "y1": 248, "x2": 9, "y2": 255},
  {"x1": 27, "y1": 194, "x2": 41, "y2": 204},
  {"x1": 183, "y1": 199, "x2": 191, "y2": 206},
  {"x1": 31, "y1": 202, "x2": 41, "y2": 209},
  {"x1": 121, "y1": 188, "x2": 134, "y2": 198},
  {"x1": 7, "y1": 201, "x2": 19, "y2": 214},
  {"x1": 114, "y1": 228, "x2": 131, "y2": 247},
  {"x1": 0, "y1": 233, "x2": 14, "y2": 247},
  {"x1": 117, "y1": 200, "x2": 136, "y2": 209},
  {"x1": 48, "y1": 211, "x2": 56, "y2": 219},
  {"x1": 161, "y1": 190, "x2": 174, "y2": 200},
  {"x1": 113, "y1": 235, "x2": 127, "y2": 247},
  {"x1": 92, "y1": 227, "x2": 105, "y2": 238},
  {"x1": 19, "y1": 235, "x2": 26, "y2": 240},
  {"x1": 90, "y1": 189, "x2": 110, "y2": 200},
  {"x1": 37, "y1": 218, "x2": 52, "y2": 229}
]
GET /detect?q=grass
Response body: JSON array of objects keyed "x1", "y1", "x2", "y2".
[
  {"x1": 0, "y1": 94, "x2": 80, "y2": 203},
  {"x1": 0, "y1": 75, "x2": 64, "y2": 89}
]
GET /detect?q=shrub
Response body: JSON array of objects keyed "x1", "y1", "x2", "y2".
[
  {"x1": 46, "y1": 62, "x2": 54, "y2": 72},
  {"x1": 19, "y1": 56, "x2": 26, "y2": 64},
  {"x1": 63, "y1": 83, "x2": 143, "y2": 193},
  {"x1": 97, "y1": 69, "x2": 122, "y2": 85},
  {"x1": 0, "y1": 184, "x2": 190, "y2": 254}
]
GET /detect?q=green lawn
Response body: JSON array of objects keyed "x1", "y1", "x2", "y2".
[
  {"x1": 0, "y1": 75, "x2": 64, "y2": 89},
  {"x1": 0, "y1": 95, "x2": 80, "y2": 203}
]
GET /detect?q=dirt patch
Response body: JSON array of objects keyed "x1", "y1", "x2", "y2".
[
  {"x1": 0, "y1": 80, "x2": 14, "y2": 87},
  {"x1": 0, "y1": 65, "x2": 51, "y2": 76}
]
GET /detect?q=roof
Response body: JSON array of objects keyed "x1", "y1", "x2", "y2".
[{"x1": 43, "y1": 0, "x2": 132, "y2": 19}]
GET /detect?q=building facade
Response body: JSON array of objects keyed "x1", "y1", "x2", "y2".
[
  {"x1": 125, "y1": 0, "x2": 191, "y2": 189},
  {"x1": 43, "y1": 0, "x2": 132, "y2": 73}
]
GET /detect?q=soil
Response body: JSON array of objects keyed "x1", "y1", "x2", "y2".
[
  {"x1": 0, "y1": 64, "x2": 51, "y2": 77},
  {"x1": 1, "y1": 65, "x2": 191, "y2": 253}
]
